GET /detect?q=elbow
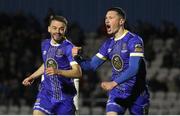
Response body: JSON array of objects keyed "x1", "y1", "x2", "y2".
[
  {"x1": 78, "y1": 72, "x2": 82, "y2": 79},
  {"x1": 91, "y1": 63, "x2": 98, "y2": 71},
  {"x1": 92, "y1": 67, "x2": 97, "y2": 72},
  {"x1": 76, "y1": 69, "x2": 82, "y2": 79},
  {"x1": 74, "y1": 73, "x2": 82, "y2": 79}
]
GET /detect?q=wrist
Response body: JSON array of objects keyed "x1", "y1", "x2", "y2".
[
  {"x1": 57, "y1": 70, "x2": 62, "y2": 75},
  {"x1": 112, "y1": 81, "x2": 118, "y2": 86},
  {"x1": 30, "y1": 76, "x2": 36, "y2": 80}
]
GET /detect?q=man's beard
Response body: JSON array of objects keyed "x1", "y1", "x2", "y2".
[{"x1": 52, "y1": 35, "x2": 65, "y2": 43}]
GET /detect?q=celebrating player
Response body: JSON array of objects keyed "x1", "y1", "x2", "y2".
[
  {"x1": 22, "y1": 15, "x2": 82, "y2": 115},
  {"x1": 72, "y1": 7, "x2": 150, "y2": 115}
]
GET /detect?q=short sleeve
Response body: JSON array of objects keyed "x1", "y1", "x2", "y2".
[
  {"x1": 128, "y1": 35, "x2": 144, "y2": 57},
  {"x1": 96, "y1": 39, "x2": 111, "y2": 60}
]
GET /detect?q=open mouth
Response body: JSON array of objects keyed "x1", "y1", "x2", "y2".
[
  {"x1": 53, "y1": 34, "x2": 61, "y2": 39},
  {"x1": 106, "y1": 24, "x2": 111, "y2": 32},
  {"x1": 106, "y1": 24, "x2": 110, "y2": 29}
]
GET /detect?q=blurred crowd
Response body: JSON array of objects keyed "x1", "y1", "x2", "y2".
[{"x1": 0, "y1": 11, "x2": 180, "y2": 114}]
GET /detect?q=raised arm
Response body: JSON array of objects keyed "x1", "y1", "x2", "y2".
[
  {"x1": 72, "y1": 47, "x2": 106, "y2": 71},
  {"x1": 78, "y1": 55, "x2": 105, "y2": 71}
]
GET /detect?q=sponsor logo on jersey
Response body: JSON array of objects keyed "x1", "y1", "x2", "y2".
[
  {"x1": 43, "y1": 50, "x2": 47, "y2": 55},
  {"x1": 108, "y1": 48, "x2": 112, "y2": 53},
  {"x1": 56, "y1": 49, "x2": 64, "y2": 57},
  {"x1": 135, "y1": 44, "x2": 143, "y2": 52},
  {"x1": 121, "y1": 43, "x2": 127, "y2": 53},
  {"x1": 46, "y1": 58, "x2": 58, "y2": 69},
  {"x1": 111, "y1": 54, "x2": 123, "y2": 71}
]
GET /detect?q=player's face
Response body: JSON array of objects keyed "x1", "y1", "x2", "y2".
[
  {"x1": 48, "y1": 20, "x2": 66, "y2": 42},
  {"x1": 105, "y1": 11, "x2": 124, "y2": 35}
]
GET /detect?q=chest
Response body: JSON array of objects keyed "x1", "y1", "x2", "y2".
[
  {"x1": 45, "y1": 46, "x2": 64, "y2": 59},
  {"x1": 42, "y1": 45, "x2": 67, "y2": 67},
  {"x1": 108, "y1": 40, "x2": 129, "y2": 59}
]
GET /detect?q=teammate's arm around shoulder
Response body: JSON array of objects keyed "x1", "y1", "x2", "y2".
[{"x1": 22, "y1": 64, "x2": 44, "y2": 86}]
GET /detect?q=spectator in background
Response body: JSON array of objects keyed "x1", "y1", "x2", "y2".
[{"x1": 67, "y1": 22, "x2": 85, "y2": 46}]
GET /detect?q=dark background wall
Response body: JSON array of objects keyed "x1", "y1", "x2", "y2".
[{"x1": 0, "y1": 0, "x2": 179, "y2": 32}]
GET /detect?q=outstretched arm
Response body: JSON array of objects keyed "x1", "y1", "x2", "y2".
[
  {"x1": 72, "y1": 47, "x2": 106, "y2": 71},
  {"x1": 114, "y1": 56, "x2": 140, "y2": 84},
  {"x1": 22, "y1": 64, "x2": 44, "y2": 86},
  {"x1": 79, "y1": 55, "x2": 105, "y2": 71}
]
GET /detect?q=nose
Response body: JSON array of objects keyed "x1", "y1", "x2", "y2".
[
  {"x1": 55, "y1": 28, "x2": 60, "y2": 33},
  {"x1": 105, "y1": 18, "x2": 109, "y2": 24}
]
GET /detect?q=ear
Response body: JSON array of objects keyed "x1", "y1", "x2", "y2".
[
  {"x1": 48, "y1": 26, "x2": 51, "y2": 33},
  {"x1": 64, "y1": 26, "x2": 67, "y2": 34},
  {"x1": 119, "y1": 19, "x2": 125, "y2": 25}
]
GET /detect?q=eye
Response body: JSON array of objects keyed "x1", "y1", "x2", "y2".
[
  {"x1": 59, "y1": 27, "x2": 65, "y2": 31},
  {"x1": 52, "y1": 26, "x2": 57, "y2": 30}
]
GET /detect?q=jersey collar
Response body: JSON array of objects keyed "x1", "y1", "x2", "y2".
[
  {"x1": 50, "y1": 39, "x2": 61, "y2": 46},
  {"x1": 114, "y1": 30, "x2": 129, "y2": 41}
]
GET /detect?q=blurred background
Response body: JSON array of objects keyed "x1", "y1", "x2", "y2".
[{"x1": 0, "y1": 0, "x2": 180, "y2": 115}]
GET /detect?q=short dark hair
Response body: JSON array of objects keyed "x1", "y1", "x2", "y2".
[
  {"x1": 49, "y1": 15, "x2": 68, "y2": 26},
  {"x1": 107, "y1": 7, "x2": 126, "y2": 19}
]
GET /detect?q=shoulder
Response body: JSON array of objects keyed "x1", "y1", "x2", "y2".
[
  {"x1": 41, "y1": 39, "x2": 50, "y2": 45},
  {"x1": 127, "y1": 32, "x2": 143, "y2": 44},
  {"x1": 63, "y1": 39, "x2": 75, "y2": 52},
  {"x1": 105, "y1": 37, "x2": 113, "y2": 43},
  {"x1": 101, "y1": 37, "x2": 113, "y2": 46},
  {"x1": 63, "y1": 39, "x2": 74, "y2": 47}
]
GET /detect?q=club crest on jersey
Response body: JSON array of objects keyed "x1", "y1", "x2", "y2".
[
  {"x1": 121, "y1": 43, "x2": 127, "y2": 53},
  {"x1": 46, "y1": 58, "x2": 58, "y2": 69},
  {"x1": 56, "y1": 49, "x2": 64, "y2": 57},
  {"x1": 135, "y1": 44, "x2": 143, "y2": 52},
  {"x1": 43, "y1": 50, "x2": 47, "y2": 55},
  {"x1": 111, "y1": 54, "x2": 123, "y2": 71}
]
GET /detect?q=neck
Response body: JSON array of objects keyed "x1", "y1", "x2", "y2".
[
  {"x1": 114, "y1": 27, "x2": 125, "y2": 39},
  {"x1": 50, "y1": 37, "x2": 64, "y2": 46},
  {"x1": 52, "y1": 39, "x2": 59, "y2": 44},
  {"x1": 52, "y1": 37, "x2": 64, "y2": 44}
]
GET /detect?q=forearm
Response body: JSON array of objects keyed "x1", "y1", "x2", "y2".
[
  {"x1": 114, "y1": 57, "x2": 140, "y2": 84},
  {"x1": 80, "y1": 55, "x2": 105, "y2": 71},
  {"x1": 57, "y1": 65, "x2": 82, "y2": 78},
  {"x1": 29, "y1": 64, "x2": 44, "y2": 80}
]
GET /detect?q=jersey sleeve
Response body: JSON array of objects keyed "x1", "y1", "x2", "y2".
[
  {"x1": 79, "y1": 55, "x2": 105, "y2": 71},
  {"x1": 96, "y1": 39, "x2": 110, "y2": 60},
  {"x1": 128, "y1": 35, "x2": 144, "y2": 57}
]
